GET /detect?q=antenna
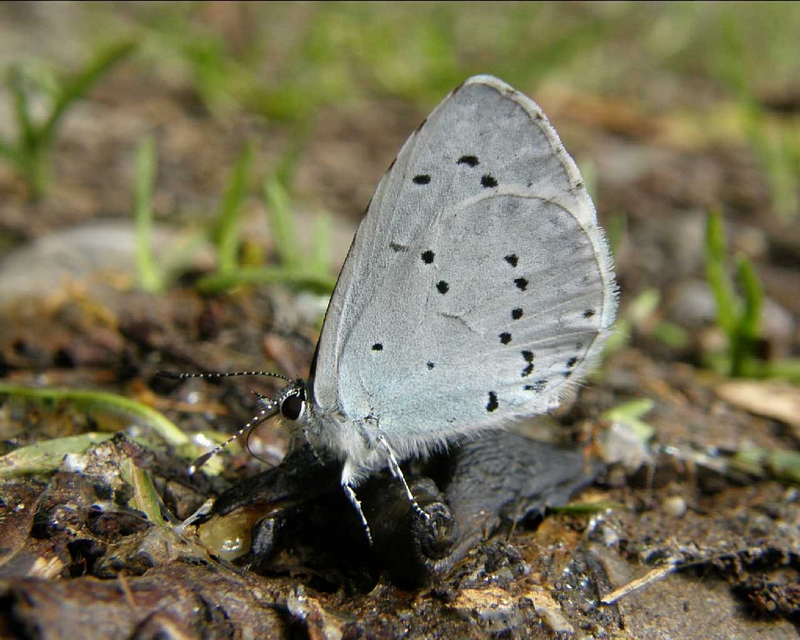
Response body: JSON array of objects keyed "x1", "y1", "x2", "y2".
[
  {"x1": 188, "y1": 399, "x2": 280, "y2": 474},
  {"x1": 156, "y1": 370, "x2": 292, "y2": 383},
  {"x1": 157, "y1": 370, "x2": 292, "y2": 473}
]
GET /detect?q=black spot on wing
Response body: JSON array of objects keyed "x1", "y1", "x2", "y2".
[
  {"x1": 499, "y1": 332, "x2": 511, "y2": 345},
  {"x1": 421, "y1": 250, "x2": 435, "y2": 264},
  {"x1": 372, "y1": 343, "x2": 383, "y2": 352},
  {"x1": 514, "y1": 277, "x2": 528, "y2": 291},
  {"x1": 524, "y1": 380, "x2": 547, "y2": 392},
  {"x1": 437, "y1": 281, "x2": 449, "y2": 294},
  {"x1": 512, "y1": 308, "x2": 523, "y2": 320},
  {"x1": 521, "y1": 351, "x2": 534, "y2": 378},
  {"x1": 522, "y1": 364, "x2": 534, "y2": 378},
  {"x1": 413, "y1": 174, "x2": 431, "y2": 185},
  {"x1": 389, "y1": 242, "x2": 409, "y2": 252},
  {"x1": 567, "y1": 357, "x2": 578, "y2": 368},
  {"x1": 583, "y1": 309, "x2": 595, "y2": 318},
  {"x1": 486, "y1": 391, "x2": 498, "y2": 412},
  {"x1": 505, "y1": 254, "x2": 519, "y2": 267},
  {"x1": 457, "y1": 155, "x2": 479, "y2": 167},
  {"x1": 427, "y1": 361, "x2": 435, "y2": 370},
  {"x1": 481, "y1": 174, "x2": 498, "y2": 188}
]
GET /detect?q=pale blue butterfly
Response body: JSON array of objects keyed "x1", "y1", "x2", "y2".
[{"x1": 174, "y1": 75, "x2": 618, "y2": 541}]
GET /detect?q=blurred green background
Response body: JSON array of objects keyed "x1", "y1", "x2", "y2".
[
  {"x1": 2, "y1": 1, "x2": 798, "y2": 201},
  {"x1": 0, "y1": 1, "x2": 799, "y2": 381}
]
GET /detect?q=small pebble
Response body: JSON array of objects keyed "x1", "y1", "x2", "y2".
[{"x1": 663, "y1": 495, "x2": 687, "y2": 518}]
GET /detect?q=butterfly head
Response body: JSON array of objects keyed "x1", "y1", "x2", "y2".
[
  {"x1": 275, "y1": 378, "x2": 308, "y2": 423},
  {"x1": 157, "y1": 370, "x2": 316, "y2": 473}
]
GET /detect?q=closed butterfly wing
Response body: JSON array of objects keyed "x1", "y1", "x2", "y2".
[{"x1": 311, "y1": 75, "x2": 617, "y2": 466}]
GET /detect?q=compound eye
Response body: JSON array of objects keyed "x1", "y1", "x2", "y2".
[{"x1": 280, "y1": 394, "x2": 303, "y2": 421}]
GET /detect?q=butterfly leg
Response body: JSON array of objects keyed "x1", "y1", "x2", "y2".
[
  {"x1": 301, "y1": 427, "x2": 325, "y2": 466},
  {"x1": 376, "y1": 435, "x2": 430, "y2": 522},
  {"x1": 342, "y1": 482, "x2": 373, "y2": 545}
]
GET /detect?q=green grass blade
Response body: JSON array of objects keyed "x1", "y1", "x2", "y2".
[
  {"x1": 553, "y1": 500, "x2": 626, "y2": 514},
  {"x1": 732, "y1": 447, "x2": 800, "y2": 484},
  {"x1": 730, "y1": 256, "x2": 763, "y2": 377},
  {"x1": 704, "y1": 210, "x2": 738, "y2": 337},
  {"x1": 196, "y1": 266, "x2": 336, "y2": 295},
  {"x1": 0, "y1": 384, "x2": 189, "y2": 447},
  {"x1": 120, "y1": 458, "x2": 167, "y2": 526},
  {"x1": 263, "y1": 177, "x2": 301, "y2": 270},
  {"x1": 39, "y1": 40, "x2": 137, "y2": 147},
  {"x1": 652, "y1": 321, "x2": 690, "y2": 350},
  {"x1": 602, "y1": 398, "x2": 656, "y2": 442},
  {"x1": 759, "y1": 358, "x2": 800, "y2": 383},
  {"x1": 159, "y1": 227, "x2": 212, "y2": 285},
  {"x1": 0, "y1": 432, "x2": 115, "y2": 478},
  {"x1": 133, "y1": 134, "x2": 163, "y2": 292},
  {"x1": 6, "y1": 64, "x2": 47, "y2": 195},
  {"x1": 273, "y1": 136, "x2": 304, "y2": 191},
  {"x1": 213, "y1": 142, "x2": 254, "y2": 275},
  {"x1": 8, "y1": 65, "x2": 36, "y2": 149},
  {"x1": 0, "y1": 135, "x2": 20, "y2": 161}
]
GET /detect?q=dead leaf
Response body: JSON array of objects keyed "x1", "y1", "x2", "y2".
[{"x1": 716, "y1": 380, "x2": 800, "y2": 437}]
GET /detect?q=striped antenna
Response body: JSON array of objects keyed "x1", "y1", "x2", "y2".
[
  {"x1": 241, "y1": 390, "x2": 289, "y2": 472},
  {"x1": 157, "y1": 371, "x2": 292, "y2": 383},
  {"x1": 251, "y1": 389, "x2": 275, "y2": 405},
  {"x1": 188, "y1": 397, "x2": 280, "y2": 474},
  {"x1": 158, "y1": 370, "x2": 297, "y2": 474}
]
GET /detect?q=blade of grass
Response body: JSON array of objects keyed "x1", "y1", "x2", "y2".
[
  {"x1": 197, "y1": 266, "x2": 336, "y2": 295},
  {"x1": 263, "y1": 177, "x2": 301, "y2": 270},
  {"x1": 120, "y1": 458, "x2": 167, "y2": 526},
  {"x1": 0, "y1": 136, "x2": 20, "y2": 161},
  {"x1": 273, "y1": 135, "x2": 304, "y2": 190},
  {"x1": 732, "y1": 447, "x2": 800, "y2": 484},
  {"x1": 704, "y1": 210, "x2": 738, "y2": 337},
  {"x1": 159, "y1": 227, "x2": 213, "y2": 285},
  {"x1": 553, "y1": 500, "x2": 626, "y2": 514},
  {"x1": 38, "y1": 40, "x2": 137, "y2": 147},
  {"x1": 730, "y1": 256, "x2": 762, "y2": 376},
  {"x1": 134, "y1": 134, "x2": 163, "y2": 292},
  {"x1": 652, "y1": 321, "x2": 690, "y2": 350},
  {"x1": 0, "y1": 384, "x2": 188, "y2": 447},
  {"x1": 0, "y1": 40, "x2": 136, "y2": 198},
  {"x1": 213, "y1": 142, "x2": 254, "y2": 275},
  {"x1": 759, "y1": 358, "x2": 800, "y2": 383},
  {"x1": 8, "y1": 66, "x2": 36, "y2": 150},
  {"x1": 703, "y1": 211, "x2": 771, "y2": 377},
  {"x1": 7, "y1": 65, "x2": 45, "y2": 194},
  {"x1": 602, "y1": 398, "x2": 656, "y2": 442},
  {"x1": 0, "y1": 433, "x2": 115, "y2": 478}
]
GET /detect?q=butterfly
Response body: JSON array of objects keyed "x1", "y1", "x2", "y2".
[{"x1": 169, "y1": 75, "x2": 617, "y2": 542}]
